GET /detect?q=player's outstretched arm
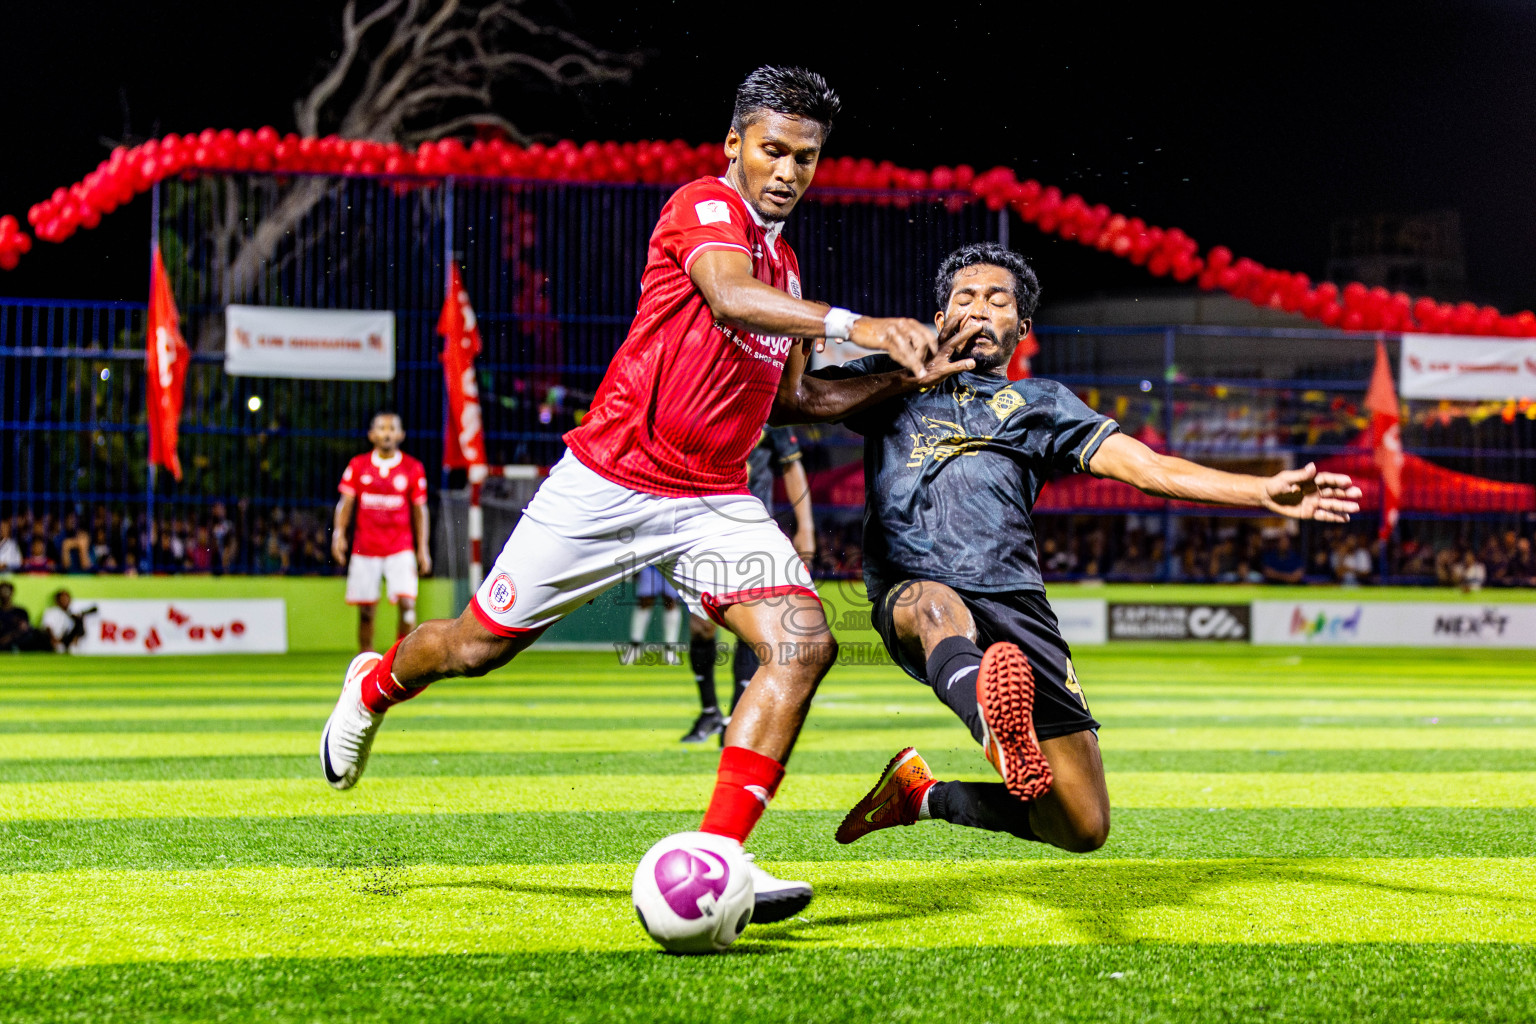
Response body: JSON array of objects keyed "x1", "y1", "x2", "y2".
[
  {"x1": 690, "y1": 249, "x2": 935, "y2": 374},
  {"x1": 1087, "y1": 433, "x2": 1362, "y2": 522},
  {"x1": 770, "y1": 324, "x2": 982, "y2": 425}
]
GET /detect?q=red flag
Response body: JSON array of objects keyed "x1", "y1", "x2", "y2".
[
  {"x1": 438, "y1": 263, "x2": 486, "y2": 468},
  {"x1": 146, "y1": 249, "x2": 190, "y2": 481},
  {"x1": 1005, "y1": 328, "x2": 1040, "y2": 381},
  {"x1": 1364, "y1": 337, "x2": 1403, "y2": 540}
]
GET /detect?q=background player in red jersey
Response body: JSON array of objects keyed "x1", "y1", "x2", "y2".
[
  {"x1": 331, "y1": 411, "x2": 432, "y2": 654},
  {"x1": 322, "y1": 67, "x2": 979, "y2": 923}
]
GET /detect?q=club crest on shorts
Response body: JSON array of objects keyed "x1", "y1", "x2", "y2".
[{"x1": 487, "y1": 573, "x2": 517, "y2": 612}]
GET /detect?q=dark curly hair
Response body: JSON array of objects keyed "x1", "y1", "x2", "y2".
[
  {"x1": 934, "y1": 243, "x2": 1041, "y2": 318},
  {"x1": 732, "y1": 66, "x2": 841, "y2": 138}
]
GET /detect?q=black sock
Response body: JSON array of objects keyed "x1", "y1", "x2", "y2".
[
  {"x1": 927, "y1": 781, "x2": 1039, "y2": 842},
  {"x1": 689, "y1": 636, "x2": 718, "y2": 711},
  {"x1": 730, "y1": 641, "x2": 760, "y2": 713},
  {"x1": 925, "y1": 635, "x2": 985, "y2": 744}
]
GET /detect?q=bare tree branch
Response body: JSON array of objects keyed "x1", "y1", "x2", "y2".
[
  {"x1": 295, "y1": 0, "x2": 404, "y2": 137},
  {"x1": 404, "y1": 111, "x2": 526, "y2": 145},
  {"x1": 193, "y1": 0, "x2": 640, "y2": 351}
]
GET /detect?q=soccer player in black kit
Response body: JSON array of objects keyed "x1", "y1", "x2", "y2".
[{"x1": 820, "y1": 243, "x2": 1361, "y2": 853}]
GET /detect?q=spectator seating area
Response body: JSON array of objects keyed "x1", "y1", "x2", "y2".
[{"x1": 4, "y1": 502, "x2": 1532, "y2": 590}]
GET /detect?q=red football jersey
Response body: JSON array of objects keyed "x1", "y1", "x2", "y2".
[
  {"x1": 564, "y1": 176, "x2": 804, "y2": 497},
  {"x1": 339, "y1": 451, "x2": 428, "y2": 557}
]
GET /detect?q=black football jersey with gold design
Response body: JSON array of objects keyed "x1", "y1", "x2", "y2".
[{"x1": 813, "y1": 355, "x2": 1118, "y2": 595}]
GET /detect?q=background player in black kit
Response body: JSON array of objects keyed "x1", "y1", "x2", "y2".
[{"x1": 818, "y1": 242, "x2": 1361, "y2": 853}]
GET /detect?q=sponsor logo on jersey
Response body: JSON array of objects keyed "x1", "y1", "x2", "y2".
[
  {"x1": 788, "y1": 272, "x2": 802, "y2": 299},
  {"x1": 694, "y1": 199, "x2": 731, "y2": 225},
  {"x1": 359, "y1": 492, "x2": 407, "y2": 510},
  {"x1": 487, "y1": 573, "x2": 517, "y2": 613},
  {"x1": 987, "y1": 388, "x2": 1027, "y2": 422},
  {"x1": 906, "y1": 415, "x2": 991, "y2": 467},
  {"x1": 718, "y1": 324, "x2": 794, "y2": 366}
]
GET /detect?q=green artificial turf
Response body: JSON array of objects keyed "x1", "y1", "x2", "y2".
[{"x1": 0, "y1": 645, "x2": 1532, "y2": 1021}]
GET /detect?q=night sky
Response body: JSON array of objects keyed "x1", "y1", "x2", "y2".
[{"x1": 3, "y1": 0, "x2": 1535, "y2": 309}]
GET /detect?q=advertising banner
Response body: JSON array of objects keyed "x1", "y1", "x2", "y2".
[
  {"x1": 1108, "y1": 603, "x2": 1251, "y2": 641},
  {"x1": 1400, "y1": 334, "x2": 1536, "y2": 400},
  {"x1": 225, "y1": 305, "x2": 395, "y2": 380},
  {"x1": 1251, "y1": 600, "x2": 1536, "y2": 648},
  {"x1": 1052, "y1": 598, "x2": 1108, "y2": 646},
  {"x1": 73, "y1": 599, "x2": 288, "y2": 655}
]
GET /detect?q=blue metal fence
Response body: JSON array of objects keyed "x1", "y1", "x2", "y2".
[{"x1": 0, "y1": 172, "x2": 1530, "y2": 583}]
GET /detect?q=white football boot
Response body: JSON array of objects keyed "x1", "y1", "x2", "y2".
[
  {"x1": 744, "y1": 852, "x2": 813, "y2": 923},
  {"x1": 320, "y1": 652, "x2": 386, "y2": 790}
]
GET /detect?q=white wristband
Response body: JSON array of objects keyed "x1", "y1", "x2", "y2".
[{"x1": 822, "y1": 307, "x2": 862, "y2": 340}]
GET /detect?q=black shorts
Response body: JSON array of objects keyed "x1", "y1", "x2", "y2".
[{"x1": 870, "y1": 580, "x2": 1100, "y2": 741}]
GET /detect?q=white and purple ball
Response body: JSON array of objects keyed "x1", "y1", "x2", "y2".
[{"x1": 632, "y1": 831, "x2": 754, "y2": 953}]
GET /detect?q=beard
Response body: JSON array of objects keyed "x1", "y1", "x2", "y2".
[{"x1": 964, "y1": 324, "x2": 1020, "y2": 373}]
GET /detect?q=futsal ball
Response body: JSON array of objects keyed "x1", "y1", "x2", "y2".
[{"x1": 632, "y1": 831, "x2": 755, "y2": 953}]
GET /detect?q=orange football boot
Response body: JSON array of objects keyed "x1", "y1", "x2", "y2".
[
  {"x1": 976, "y1": 642, "x2": 1053, "y2": 801},
  {"x1": 835, "y1": 747, "x2": 936, "y2": 844}
]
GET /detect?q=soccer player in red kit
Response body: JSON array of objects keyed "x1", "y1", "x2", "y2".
[
  {"x1": 321, "y1": 66, "x2": 977, "y2": 922},
  {"x1": 331, "y1": 412, "x2": 432, "y2": 653}
]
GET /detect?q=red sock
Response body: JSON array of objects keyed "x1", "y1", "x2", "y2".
[
  {"x1": 359, "y1": 642, "x2": 425, "y2": 713},
  {"x1": 700, "y1": 745, "x2": 786, "y2": 843}
]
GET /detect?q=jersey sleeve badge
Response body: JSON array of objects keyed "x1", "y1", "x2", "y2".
[{"x1": 694, "y1": 199, "x2": 731, "y2": 225}]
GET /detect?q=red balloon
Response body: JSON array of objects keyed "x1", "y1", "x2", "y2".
[{"x1": 0, "y1": 251, "x2": 18, "y2": 271}]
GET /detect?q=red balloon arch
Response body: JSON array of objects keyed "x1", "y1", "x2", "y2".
[{"x1": 3, "y1": 128, "x2": 1533, "y2": 338}]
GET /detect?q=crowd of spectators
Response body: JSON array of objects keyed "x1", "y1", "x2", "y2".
[
  {"x1": 805, "y1": 512, "x2": 1536, "y2": 588},
  {"x1": 0, "y1": 503, "x2": 340, "y2": 577},
  {"x1": 5, "y1": 502, "x2": 1532, "y2": 590}
]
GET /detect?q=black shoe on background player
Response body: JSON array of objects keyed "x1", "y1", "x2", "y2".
[{"x1": 681, "y1": 707, "x2": 726, "y2": 743}]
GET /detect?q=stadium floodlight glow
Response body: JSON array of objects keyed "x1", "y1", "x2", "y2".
[
  {"x1": 99, "y1": 368, "x2": 110, "y2": 381},
  {"x1": 247, "y1": 395, "x2": 263, "y2": 412},
  {"x1": 1139, "y1": 379, "x2": 1153, "y2": 392}
]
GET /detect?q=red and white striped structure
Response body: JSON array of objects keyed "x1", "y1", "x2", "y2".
[{"x1": 466, "y1": 463, "x2": 547, "y2": 590}]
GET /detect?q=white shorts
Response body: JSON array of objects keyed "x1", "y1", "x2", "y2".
[
  {"x1": 471, "y1": 451, "x2": 818, "y2": 636},
  {"x1": 346, "y1": 549, "x2": 419, "y2": 605}
]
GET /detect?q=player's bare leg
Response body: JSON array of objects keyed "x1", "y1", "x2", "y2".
[
  {"x1": 356, "y1": 602, "x2": 376, "y2": 654},
  {"x1": 842, "y1": 580, "x2": 1110, "y2": 852},
  {"x1": 320, "y1": 605, "x2": 542, "y2": 789},
  {"x1": 716, "y1": 592, "x2": 835, "y2": 762},
  {"x1": 391, "y1": 604, "x2": 544, "y2": 684},
  {"x1": 396, "y1": 596, "x2": 417, "y2": 641},
  {"x1": 698, "y1": 591, "x2": 836, "y2": 921}
]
